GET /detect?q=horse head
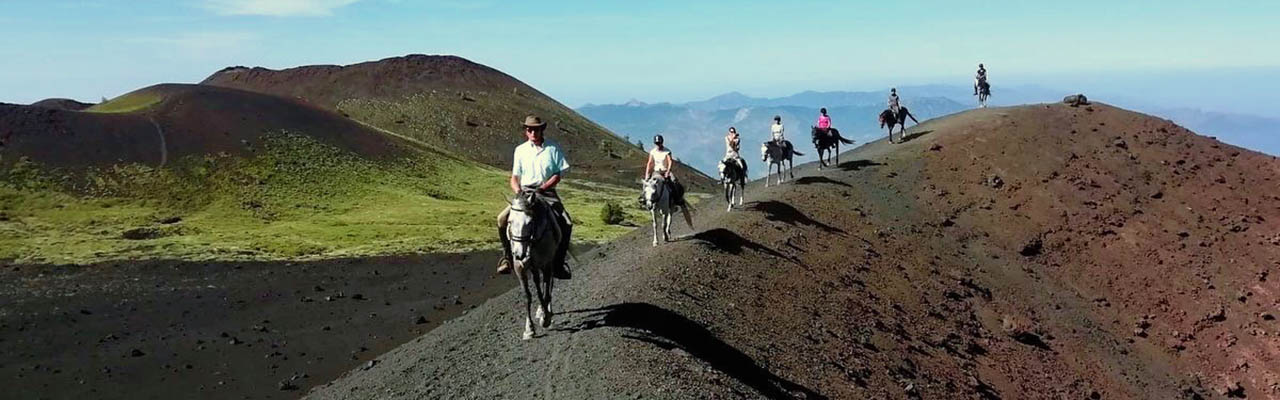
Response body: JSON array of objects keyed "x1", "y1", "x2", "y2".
[
  {"x1": 641, "y1": 176, "x2": 666, "y2": 209},
  {"x1": 761, "y1": 142, "x2": 773, "y2": 163},
  {"x1": 506, "y1": 191, "x2": 542, "y2": 262}
]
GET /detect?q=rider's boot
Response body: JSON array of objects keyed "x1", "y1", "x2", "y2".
[
  {"x1": 496, "y1": 222, "x2": 513, "y2": 274},
  {"x1": 552, "y1": 214, "x2": 572, "y2": 280}
]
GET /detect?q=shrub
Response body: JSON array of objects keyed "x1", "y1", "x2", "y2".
[{"x1": 600, "y1": 201, "x2": 625, "y2": 225}]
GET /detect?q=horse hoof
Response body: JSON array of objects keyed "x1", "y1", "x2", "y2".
[
  {"x1": 541, "y1": 315, "x2": 553, "y2": 328},
  {"x1": 522, "y1": 331, "x2": 534, "y2": 340}
]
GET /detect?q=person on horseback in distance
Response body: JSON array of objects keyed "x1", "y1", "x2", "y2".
[
  {"x1": 496, "y1": 115, "x2": 573, "y2": 279},
  {"x1": 724, "y1": 126, "x2": 746, "y2": 176},
  {"x1": 814, "y1": 108, "x2": 832, "y2": 146},
  {"x1": 974, "y1": 63, "x2": 987, "y2": 95},
  {"x1": 888, "y1": 88, "x2": 901, "y2": 116},
  {"x1": 770, "y1": 115, "x2": 785, "y2": 145},
  {"x1": 645, "y1": 134, "x2": 694, "y2": 228}
]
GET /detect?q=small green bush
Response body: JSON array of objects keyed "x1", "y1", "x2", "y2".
[{"x1": 600, "y1": 201, "x2": 625, "y2": 225}]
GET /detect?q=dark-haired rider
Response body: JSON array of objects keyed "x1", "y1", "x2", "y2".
[{"x1": 814, "y1": 108, "x2": 832, "y2": 145}]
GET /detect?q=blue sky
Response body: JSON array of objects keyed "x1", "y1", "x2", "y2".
[{"x1": 3, "y1": 0, "x2": 1278, "y2": 107}]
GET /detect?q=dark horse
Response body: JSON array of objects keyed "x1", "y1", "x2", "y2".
[
  {"x1": 977, "y1": 81, "x2": 991, "y2": 108},
  {"x1": 718, "y1": 158, "x2": 746, "y2": 211},
  {"x1": 879, "y1": 107, "x2": 919, "y2": 144},
  {"x1": 810, "y1": 126, "x2": 855, "y2": 169}
]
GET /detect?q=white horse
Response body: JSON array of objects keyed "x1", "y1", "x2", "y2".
[
  {"x1": 505, "y1": 191, "x2": 562, "y2": 340},
  {"x1": 762, "y1": 140, "x2": 803, "y2": 187},
  {"x1": 642, "y1": 176, "x2": 675, "y2": 246},
  {"x1": 717, "y1": 158, "x2": 746, "y2": 211}
]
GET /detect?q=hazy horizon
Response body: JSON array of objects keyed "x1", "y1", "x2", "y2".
[{"x1": 4, "y1": 1, "x2": 1280, "y2": 114}]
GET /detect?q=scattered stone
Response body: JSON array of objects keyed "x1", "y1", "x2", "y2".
[
  {"x1": 278, "y1": 380, "x2": 299, "y2": 391},
  {"x1": 351, "y1": 293, "x2": 366, "y2": 301},
  {"x1": 928, "y1": 143, "x2": 943, "y2": 152},
  {"x1": 414, "y1": 316, "x2": 429, "y2": 325},
  {"x1": 986, "y1": 175, "x2": 1004, "y2": 189},
  {"x1": 158, "y1": 216, "x2": 182, "y2": 225},
  {"x1": 1020, "y1": 237, "x2": 1043, "y2": 256},
  {"x1": 129, "y1": 349, "x2": 145, "y2": 357},
  {"x1": 361, "y1": 360, "x2": 378, "y2": 371},
  {"x1": 1220, "y1": 381, "x2": 1245, "y2": 398},
  {"x1": 1113, "y1": 139, "x2": 1128, "y2": 149},
  {"x1": 1261, "y1": 312, "x2": 1274, "y2": 321},
  {"x1": 1150, "y1": 191, "x2": 1164, "y2": 199},
  {"x1": 452, "y1": 296, "x2": 463, "y2": 305},
  {"x1": 1063, "y1": 94, "x2": 1090, "y2": 107}
]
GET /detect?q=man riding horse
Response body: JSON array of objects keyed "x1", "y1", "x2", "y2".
[
  {"x1": 497, "y1": 115, "x2": 573, "y2": 280},
  {"x1": 974, "y1": 63, "x2": 988, "y2": 95}
]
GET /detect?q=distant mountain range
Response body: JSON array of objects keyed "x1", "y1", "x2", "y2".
[{"x1": 579, "y1": 85, "x2": 1280, "y2": 178}]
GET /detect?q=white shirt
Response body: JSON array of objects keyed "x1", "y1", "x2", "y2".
[
  {"x1": 771, "y1": 123, "x2": 785, "y2": 140},
  {"x1": 512, "y1": 139, "x2": 570, "y2": 187},
  {"x1": 650, "y1": 147, "x2": 672, "y2": 175}
]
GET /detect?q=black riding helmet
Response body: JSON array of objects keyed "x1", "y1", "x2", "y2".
[
  {"x1": 820, "y1": 108, "x2": 827, "y2": 114},
  {"x1": 773, "y1": 115, "x2": 781, "y2": 122},
  {"x1": 653, "y1": 134, "x2": 664, "y2": 145}
]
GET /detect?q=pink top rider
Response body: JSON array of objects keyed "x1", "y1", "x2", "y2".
[{"x1": 817, "y1": 114, "x2": 831, "y2": 130}]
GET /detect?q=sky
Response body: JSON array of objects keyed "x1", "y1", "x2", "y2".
[{"x1": 3, "y1": 0, "x2": 1279, "y2": 108}]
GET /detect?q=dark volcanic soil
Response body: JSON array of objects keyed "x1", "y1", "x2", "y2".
[
  {"x1": 304, "y1": 103, "x2": 1280, "y2": 399},
  {"x1": 0, "y1": 252, "x2": 515, "y2": 400}
]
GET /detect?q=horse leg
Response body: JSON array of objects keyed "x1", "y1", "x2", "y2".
[
  {"x1": 727, "y1": 183, "x2": 737, "y2": 211},
  {"x1": 651, "y1": 207, "x2": 660, "y2": 246},
  {"x1": 530, "y1": 268, "x2": 547, "y2": 328},
  {"x1": 663, "y1": 210, "x2": 672, "y2": 242},
  {"x1": 540, "y1": 268, "x2": 554, "y2": 328},
  {"x1": 518, "y1": 268, "x2": 535, "y2": 340}
]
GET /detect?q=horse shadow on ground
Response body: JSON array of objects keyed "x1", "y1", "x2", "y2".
[
  {"x1": 898, "y1": 129, "x2": 935, "y2": 143},
  {"x1": 837, "y1": 159, "x2": 885, "y2": 171},
  {"x1": 680, "y1": 228, "x2": 795, "y2": 262},
  {"x1": 558, "y1": 302, "x2": 827, "y2": 400},
  {"x1": 795, "y1": 176, "x2": 851, "y2": 188},
  {"x1": 747, "y1": 201, "x2": 845, "y2": 235}
]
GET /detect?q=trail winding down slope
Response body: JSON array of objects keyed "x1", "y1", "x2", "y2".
[{"x1": 308, "y1": 103, "x2": 1280, "y2": 399}]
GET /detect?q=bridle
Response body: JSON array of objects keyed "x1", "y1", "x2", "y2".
[
  {"x1": 507, "y1": 196, "x2": 549, "y2": 244},
  {"x1": 643, "y1": 177, "x2": 666, "y2": 210}
]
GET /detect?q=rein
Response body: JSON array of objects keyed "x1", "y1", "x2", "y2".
[{"x1": 508, "y1": 199, "x2": 550, "y2": 244}]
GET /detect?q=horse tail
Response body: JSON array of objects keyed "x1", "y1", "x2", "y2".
[
  {"x1": 792, "y1": 149, "x2": 805, "y2": 156},
  {"x1": 839, "y1": 136, "x2": 854, "y2": 145}
]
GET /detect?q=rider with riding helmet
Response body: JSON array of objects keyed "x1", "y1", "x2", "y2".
[
  {"x1": 645, "y1": 134, "x2": 694, "y2": 228},
  {"x1": 974, "y1": 63, "x2": 987, "y2": 95}
]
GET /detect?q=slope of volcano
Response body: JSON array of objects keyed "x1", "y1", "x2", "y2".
[
  {"x1": 306, "y1": 102, "x2": 1280, "y2": 399},
  {"x1": 200, "y1": 54, "x2": 715, "y2": 191}
]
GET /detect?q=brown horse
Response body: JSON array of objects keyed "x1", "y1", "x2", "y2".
[{"x1": 879, "y1": 107, "x2": 919, "y2": 144}]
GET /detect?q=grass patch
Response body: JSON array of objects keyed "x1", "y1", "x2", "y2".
[
  {"x1": 0, "y1": 132, "x2": 660, "y2": 265},
  {"x1": 85, "y1": 91, "x2": 162, "y2": 113}
]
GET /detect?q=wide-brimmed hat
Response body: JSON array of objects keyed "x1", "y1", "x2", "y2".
[{"x1": 522, "y1": 115, "x2": 547, "y2": 128}]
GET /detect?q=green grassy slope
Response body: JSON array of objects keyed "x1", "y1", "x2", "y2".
[{"x1": 0, "y1": 132, "x2": 660, "y2": 265}]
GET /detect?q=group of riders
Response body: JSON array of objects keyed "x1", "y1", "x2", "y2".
[{"x1": 496, "y1": 64, "x2": 992, "y2": 280}]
